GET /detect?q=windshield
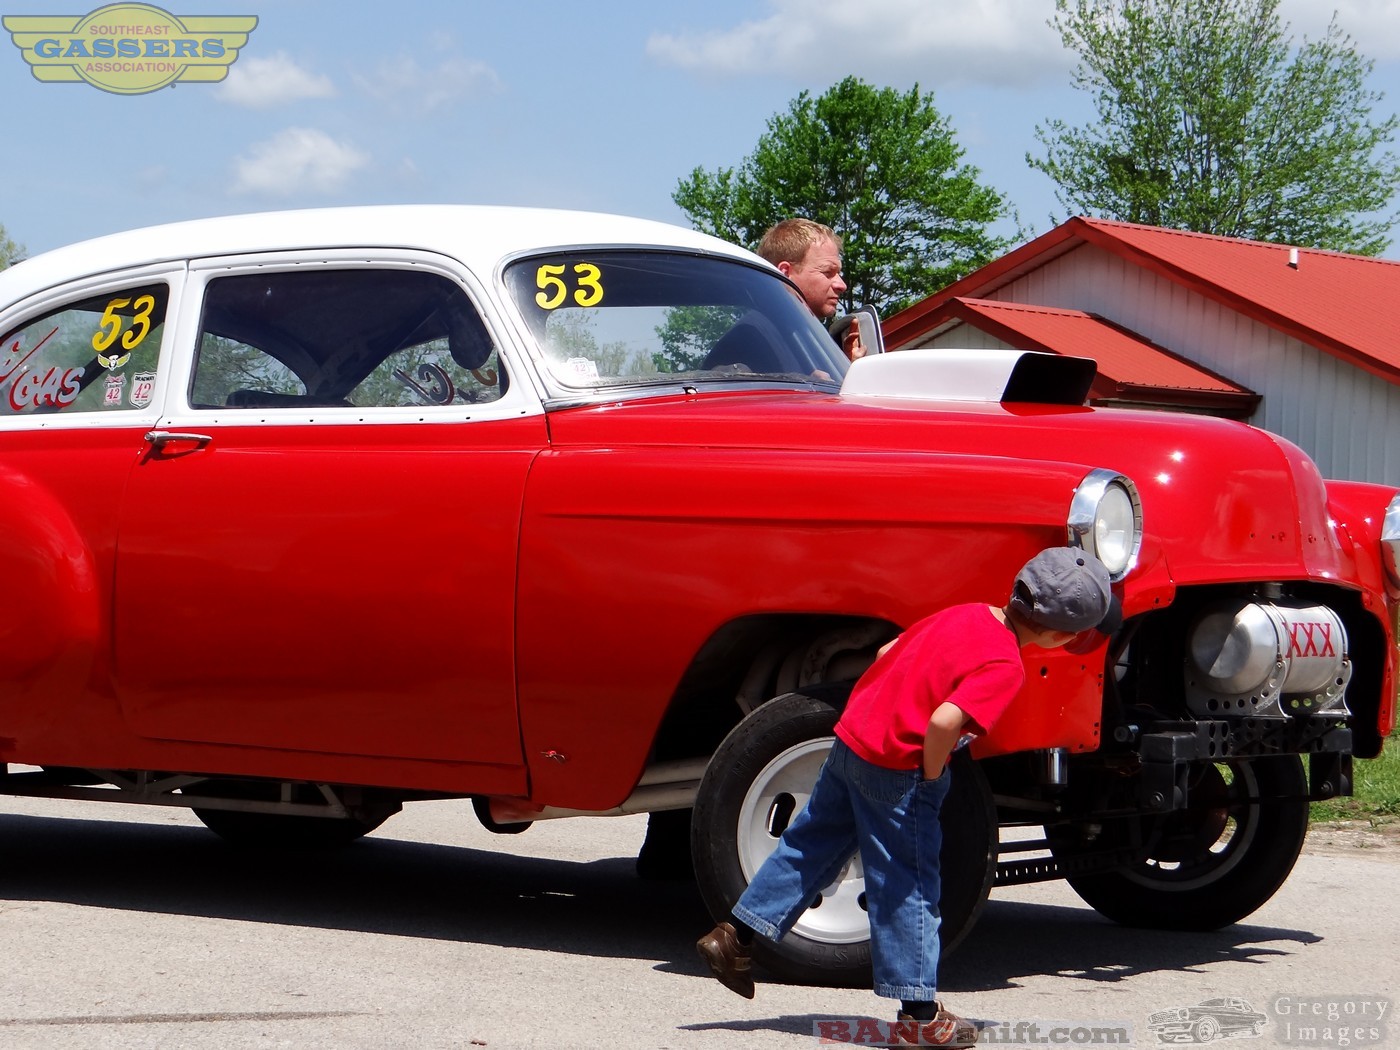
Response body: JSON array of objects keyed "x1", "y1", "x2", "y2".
[{"x1": 504, "y1": 251, "x2": 848, "y2": 394}]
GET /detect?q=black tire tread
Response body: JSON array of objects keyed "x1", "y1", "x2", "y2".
[{"x1": 1059, "y1": 756, "x2": 1308, "y2": 930}]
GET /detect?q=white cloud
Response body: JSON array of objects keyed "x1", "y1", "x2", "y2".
[
  {"x1": 217, "y1": 51, "x2": 336, "y2": 109},
  {"x1": 647, "y1": 0, "x2": 1071, "y2": 89},
  {"x1": 231, "y1": 128, "x2": 369, "y2": 196},
  {"x1": 650, "y1": 0, "x2": 1400, "y2": 88},
  {"x1": 1279, "y1": 0, "x2": 1400, "y2": 58},
  {"x1": 353, "y1": 54, "x2": 502, "y2": 114}
]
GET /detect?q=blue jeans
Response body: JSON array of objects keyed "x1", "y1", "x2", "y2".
[{"x1": 732, "y1": 737, "x2": 953, "y2": 1000}]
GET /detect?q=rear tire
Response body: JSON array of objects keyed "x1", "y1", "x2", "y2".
[
  {"x1": 691, "y1": 689, "x2": 996, "y2": 987},
  {"x1": 187, "y1": 780, "x2": 396, "y2": 849}
]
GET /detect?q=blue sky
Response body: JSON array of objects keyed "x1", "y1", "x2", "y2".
[{"x1": 4, "y1": 0, "x2": 1400, "y2": 259}]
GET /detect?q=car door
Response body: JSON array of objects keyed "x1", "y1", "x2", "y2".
[{"x1": 114, "y1": 253, "x2": 543, "y2": 771}]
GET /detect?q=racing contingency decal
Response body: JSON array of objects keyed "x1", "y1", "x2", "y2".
[{"x1": 128, "y1": 370, "x2": 156, "y2": 408}]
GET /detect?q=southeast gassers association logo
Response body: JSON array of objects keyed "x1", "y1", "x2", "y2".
[{"x1": 4, "y1": 3, "x2": 255, "y2": 94}]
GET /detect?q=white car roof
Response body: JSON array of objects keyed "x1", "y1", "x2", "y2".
[{"x1": 0, "y1": 204, "x2": 760, "y2": 305}]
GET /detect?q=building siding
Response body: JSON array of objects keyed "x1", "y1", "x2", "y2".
[{"x1": 920, "y1": 245, "x2": 1398, "y2": 485}]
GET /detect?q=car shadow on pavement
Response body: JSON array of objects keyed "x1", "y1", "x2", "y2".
[
  {"x1": 676, "y1": 897, "x2": 1325, "y2": 1044},
  {"x1": 938, "y1": 895, "x2": 1323, "y2": 992},
  {"x1": 0, "y1": 811, "x2": 710, "y2": 963},
  {"x1": 679, "y1": 1012, "x2": 867, "y2": 1041},
  {"x1": 0, "y1": 811, "x2": 1322, "y2": 986}
]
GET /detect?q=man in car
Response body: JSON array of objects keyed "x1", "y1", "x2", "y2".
[{"x1": 757, "y1": 218, "x2": 865, "y2": 360}]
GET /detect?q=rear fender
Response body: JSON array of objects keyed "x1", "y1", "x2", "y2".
[{"x1": 0, "y1": 465, "x2": 101, "y2": 719}]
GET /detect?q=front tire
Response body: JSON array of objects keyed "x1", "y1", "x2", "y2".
[
  {"x1": 1052, "y1": 755, "x2": 1308, "y2": 930},
  {"x1": 1193, "y1": 1016, "x2": 1221, "y2": 1042},
  {"x1": 691, "y1": 689, "x2": 996, "y2": 987}
]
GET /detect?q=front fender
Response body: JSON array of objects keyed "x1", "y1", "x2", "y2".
[
  {"x1": 516, "y1": 445, "x2": 1109, "y2": 809},
  {"x1": 1324, "y1": 478, "x2": 1400, "y2": 739}
]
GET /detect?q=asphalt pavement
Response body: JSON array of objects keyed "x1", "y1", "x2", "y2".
[{"x1": 0, "y1": 793, "x2": 1395, "y2": 1049}]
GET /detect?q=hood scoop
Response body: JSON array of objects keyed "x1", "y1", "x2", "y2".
[{"x1": 841, "y1": 348, "x2": 1097, "y2": 406}]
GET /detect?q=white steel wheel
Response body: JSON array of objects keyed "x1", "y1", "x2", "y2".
[{"x1": 735, "y1": 735, "x2": 870, "y2": 945}]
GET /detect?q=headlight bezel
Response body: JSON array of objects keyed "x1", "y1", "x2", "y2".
[
  {"x1": 1067, "y1": 468, "x2": 1142, "y2": 581},
  {"x1": 1383, "y1": 493, "x2": 1400, "y2": 589}
]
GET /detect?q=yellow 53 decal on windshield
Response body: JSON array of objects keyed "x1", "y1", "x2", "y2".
[{"x1": 535, "y1": 263, "x2": 604, "y2": 309}]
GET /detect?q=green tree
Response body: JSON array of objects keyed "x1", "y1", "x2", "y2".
[
  {"x1": 1031, "y1": 0, "x2": 1400, "y2": 254},
  {"x1": 541, "y1": 310, "x2": 655, "y2": 379},
  {"x1": 190, "y1": 334, "x2": 304, "y2": 405},
  {"x1": 653, "y1": 306, "x2": 742, "y2": 372},
  {"x1": 674, "y1": 76, "x2": 1015, "y2": 314},
  {"x1": 0, "y1": 223, "x2": 23, "y2": 269}
]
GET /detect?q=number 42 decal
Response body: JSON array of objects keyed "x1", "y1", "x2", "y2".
[{"x1": 535, "y1": 263, "x2": 604, "y2": 309}]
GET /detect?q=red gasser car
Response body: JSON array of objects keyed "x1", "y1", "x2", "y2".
[{"x1": 0, "y1": 206, "x2": 1395, "y2": 985}]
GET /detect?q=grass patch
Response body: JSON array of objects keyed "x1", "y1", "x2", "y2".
[{"x1": 1311, "y1": 733, "x2": 1400, "y2": 826}]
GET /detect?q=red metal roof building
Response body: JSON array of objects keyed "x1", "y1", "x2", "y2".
[{"x1": 884, "y1": 217, "x2": 1400, "y2": 484}]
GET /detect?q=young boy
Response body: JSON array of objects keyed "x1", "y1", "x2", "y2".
[{"x1": 696, "y1": 547, "x2": 1118, "y2": 1047}]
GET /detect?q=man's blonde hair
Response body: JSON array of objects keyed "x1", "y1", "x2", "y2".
[{"x1": 757, "y1": 218, "x2": 841, "y2": 267}]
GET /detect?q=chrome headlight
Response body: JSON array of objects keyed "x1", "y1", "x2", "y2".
[
  {"x1": 1383, "y1": 493, "x2": 1400, "y2": 589},
  {"x1": 1068, "y1": 468, "x2": 1142, "y2": 580}
]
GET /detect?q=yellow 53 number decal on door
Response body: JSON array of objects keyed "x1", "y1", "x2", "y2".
[
  {"x1": 535, "y1": 263, "x2": 604, "y2": 309},
  {"x1": 92, "y1": 294, "x2": 158, "y2": 355}
]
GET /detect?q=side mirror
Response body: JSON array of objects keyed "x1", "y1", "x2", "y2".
[{"x1": 829, "y1": 304, "x2": 885, "y2": 360}]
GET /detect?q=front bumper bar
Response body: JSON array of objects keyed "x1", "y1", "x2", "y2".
[{"x1": 1139, "y1": 718, "x2": 1352, "y2": 811}]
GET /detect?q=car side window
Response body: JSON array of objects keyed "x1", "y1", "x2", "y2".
[
  {"x1": 0, "y1": 283, "x2": 168, "y2": 415},
  {"x1": 190, "y1": 268, "x2": 504, "y2": 410}
]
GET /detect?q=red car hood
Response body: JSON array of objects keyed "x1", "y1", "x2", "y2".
[{"x1": 546, "y1": 389, "x2": 1354, "y2": 589}]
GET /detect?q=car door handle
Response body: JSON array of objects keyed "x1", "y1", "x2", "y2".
[{"x1": 143, "y1": 430, "x2": 213, "y2": 456}]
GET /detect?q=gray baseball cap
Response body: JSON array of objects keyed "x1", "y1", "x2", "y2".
[{"x1": 1009, "y1": 547, "x2": 1118, "y2": 633}]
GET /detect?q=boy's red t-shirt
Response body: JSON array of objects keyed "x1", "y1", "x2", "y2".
[{"x1": 834, "y1": 604, "x2": 1024, "y2": 771}]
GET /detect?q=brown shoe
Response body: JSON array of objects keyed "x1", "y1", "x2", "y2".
[
  {"x1": 891, "y1": 1003, "x2": 978, "y2": 1046},
  {"x1": 695, "y1": 922, "x2": 754, "y2": 999}
]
